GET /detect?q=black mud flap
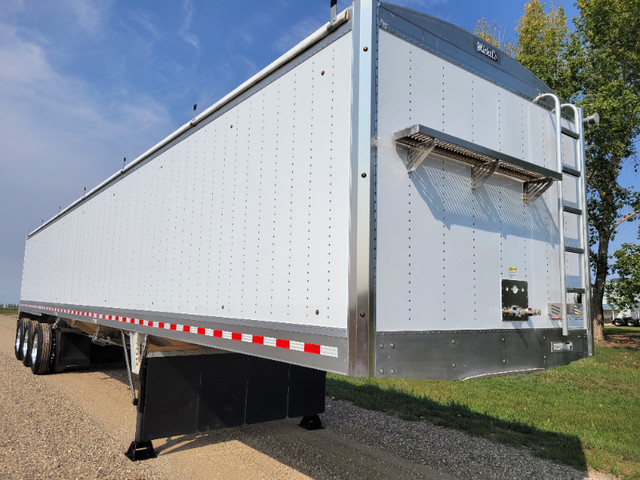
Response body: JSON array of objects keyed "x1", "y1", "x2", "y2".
[{"x1": 127, "y1": 353, "x2": 326, "y2": 460}]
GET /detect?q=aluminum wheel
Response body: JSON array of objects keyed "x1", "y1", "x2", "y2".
[
  {"x1": 22, "y1": 332, "x2": 29, "y2": 358},
  {"x1": 31, "y1": 334, "x2": 39, "y2": 366}
]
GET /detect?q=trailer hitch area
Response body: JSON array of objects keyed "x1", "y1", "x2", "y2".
[{"x1": 503, "y1": 306, "x2": 542, "y2": 318}]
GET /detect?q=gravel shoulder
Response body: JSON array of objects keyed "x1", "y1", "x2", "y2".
[{"x1": 0, "y1": 314, "x2": 613, "y2": 479}]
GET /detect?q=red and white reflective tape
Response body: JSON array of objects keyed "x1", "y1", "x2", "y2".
[{"x1": 20, "y1": 303, "x2": 338, "y2": 358}]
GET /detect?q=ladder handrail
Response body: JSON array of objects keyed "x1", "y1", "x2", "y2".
[
  {"x1": 534, "y1": 93, "x2": 568, "y2": 337},
  {"x1": 561, "y1": 103, "x2": 593, "y2": 354}
]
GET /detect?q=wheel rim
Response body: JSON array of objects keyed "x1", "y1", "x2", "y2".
[
  {"x1": 22, "y1": 333, "x2": 28, "y2": 358},
  {"x1": 15, "y1": 333, "x2": 20, "y2": 353},
  {"x1": 31, "y1": 334, "x2": 39, "y2": 365}
]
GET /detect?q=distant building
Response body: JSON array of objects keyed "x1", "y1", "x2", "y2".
[{"x1": 602, "y1": 302, "x2": 618, "y2": 323}]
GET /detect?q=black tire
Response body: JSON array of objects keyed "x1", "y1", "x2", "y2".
[
  {"x1": 14, "y1": 318, "x2": 25, "y2": 361},
  {"x1": 31, "y1": 322, "x2": 53, "y2": 375},
  {"x1": 49, "y1": 328, "x2": 65, "y2": 374},
  {"x1": 22, "y1": 321, "x2": 35, "y2": 367},
  {"x1": 613, "y1": 318, "x2": 624, "y2": 326}
]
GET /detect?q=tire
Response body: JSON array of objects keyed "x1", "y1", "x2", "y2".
[
  {"x1": 14, "y1": 318, "x2": 25, "y2": 361},
  {"x1": 613, "y1": 318, "x2": 624, "y2": 326},
  {"x1": 22, "y1": 321, "x2": 35, "y2": 367},
  {"x1": 49, "y1": 328, "x2": 65, "y2": 374},
  {"x1": 31, "y1": 322, "x2": 53, "y2": 375}
]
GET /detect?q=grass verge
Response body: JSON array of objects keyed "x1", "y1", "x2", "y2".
[
  {"x1": 327, "y1": 345, "x2": 640, "y2": 479},
  {"x1": 605, "y1": 325, "x2": 640, "y2": 336},
  {"x1": 0, "y1": 308, "x2": 18, "y2": 316}
]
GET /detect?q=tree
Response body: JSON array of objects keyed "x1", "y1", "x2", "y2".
[
  {"x1": 503, "y1": 0, "x2": 640, "y2": 345},
  {"x1": 571, "y1": 0, "x2": 640, "y2": 344},
  {"x1": 606, "y1": 243, "x2": 640, "y2": 312},
  {"x1": 513, "y1": 0, "x2": 573, "y2": 99}
]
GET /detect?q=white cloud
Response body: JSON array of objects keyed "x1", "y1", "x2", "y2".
[
  {"x1": 129, "y1": 10, "x2": 162, "y2": 41},
  {"x1": 273, "y1": 16, "x2": 326, "y2": 54},
  {"x1": 179, "y1": 0, "x2": 199, "y2": 49},
  {"x1": 0, "y1": 19, "x2": 173, "y2": 303},
  {"x1": 61, "y1": 0, "x2": 113, "y2": 36}
]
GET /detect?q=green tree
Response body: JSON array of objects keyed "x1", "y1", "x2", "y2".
[
  {"x1": 482, "y1": 0, "x2": 640, "y2": 344},
  {"x1": 571, "y1": 0, "x2": 640, "y2": 344},
  {"x1": 606, "y1": 242, "x2": 640, "y2": 312},
  {"x1": 513, "y1": 0, "x2": 573, "y2": 99}
]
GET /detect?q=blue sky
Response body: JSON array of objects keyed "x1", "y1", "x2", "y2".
[{"x1": 0, "y1": 0, "x2": 635, "y2": 304}]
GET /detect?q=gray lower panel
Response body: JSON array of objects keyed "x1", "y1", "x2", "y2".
[{"x1": 375, "y1": 329, "x2": 588, "y2": 380}]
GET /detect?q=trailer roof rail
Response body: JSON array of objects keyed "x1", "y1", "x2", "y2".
[{"x1": 393, "y1": 124, "x2": 561, "y2": 203}]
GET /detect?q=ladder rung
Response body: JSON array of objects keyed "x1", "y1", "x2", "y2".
[
  {"x1": 562, "y1": 204, "x2": 582, "y2": 215},
  {"x1": 561, "y1": 126, "x2": 580, "y2": 139},
  {"x1": 562, "y1": 164, "x2": 581, "y2": 177},
  {"x1": 567, "y1": 287, "x2": 586, "y2": 294},
  {"x1": 564, "y1": 245, "x2": 585, "y2": 254}
]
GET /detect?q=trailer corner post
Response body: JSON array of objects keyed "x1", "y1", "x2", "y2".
[{"x1": 348, "y1": 0, "x2": 377, "y2": 377}]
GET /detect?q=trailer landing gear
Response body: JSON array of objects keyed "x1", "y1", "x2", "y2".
[
  {"x1": 125, "y1": 440, "x2": 156, "y2": 461},
  {"x1": 299, "y1": 414, "x2": 324, "y2": 430}
]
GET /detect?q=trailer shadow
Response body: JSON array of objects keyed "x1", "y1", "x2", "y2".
[
  {"x1": 324, "y1": 376, "x2": 588, "y2": 474},
  {"x1": 92, "y1": 365, "x2": 589, "y2": 478}
]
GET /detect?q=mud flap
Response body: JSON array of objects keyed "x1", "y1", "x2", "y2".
[{"x1": 127, "y1": 352, "x2": 326, "y2": 460}]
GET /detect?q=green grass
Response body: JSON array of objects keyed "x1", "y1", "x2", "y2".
[
  {"x1": 327, "y1": 345, "x2": 640, "y2": 479},
  {"x1": 0, "y1": 308, "x2": 18, "y2": 316},
  {"x1": 605, "y1": 325, "x2": 640, "y2": 336}
]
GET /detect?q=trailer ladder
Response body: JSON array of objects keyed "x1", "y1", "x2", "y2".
[{"x1": 534, "y1": 94, "x2": 590, "y2": 337}]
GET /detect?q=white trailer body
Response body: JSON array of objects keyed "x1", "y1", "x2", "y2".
[{"x1": 19, "y1": 1, "x2": 592, "y2": 382}]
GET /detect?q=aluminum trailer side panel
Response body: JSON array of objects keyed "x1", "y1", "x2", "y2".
[{"x1": 20, "y1": 26, "x2": 354, "y2": 374}]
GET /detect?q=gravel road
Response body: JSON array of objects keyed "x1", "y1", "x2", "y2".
[{"x1": 0, "y1": 314, "x2": 611, "y2": 479}]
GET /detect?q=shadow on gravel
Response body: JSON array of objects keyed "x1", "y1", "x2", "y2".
[
  {"x1": 326, "y1": 377, "x2": 588, "y2": 473},
  {"x1": 55, "y1": 363, "x2": 588, "y2": 477}
]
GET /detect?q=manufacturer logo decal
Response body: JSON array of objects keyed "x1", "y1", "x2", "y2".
[{"x1": 476, "y1": 41, "x2": 499, "y2": 62}]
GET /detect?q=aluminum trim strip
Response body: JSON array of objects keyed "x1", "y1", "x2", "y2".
[{"x1": 347, "y1": 0, "x2": 376, "y2": 377}]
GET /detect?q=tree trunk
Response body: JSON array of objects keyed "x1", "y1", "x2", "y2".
[{"x1": 591, "y1": 232, "x2": 610, "y2": 346}]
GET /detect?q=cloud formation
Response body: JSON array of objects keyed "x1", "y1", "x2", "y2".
[{"x1": 0, "y1": 4, "x2": 173, "y2": 303}]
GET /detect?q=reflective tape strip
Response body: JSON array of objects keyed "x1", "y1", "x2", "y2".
[{"x1": 20, "y1": 303, "x2": 339, "y2": 358}]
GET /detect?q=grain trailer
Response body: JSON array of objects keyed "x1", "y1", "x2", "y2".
[{"x1": 15, "y1": 0, "x2": 593, "y2": 459}]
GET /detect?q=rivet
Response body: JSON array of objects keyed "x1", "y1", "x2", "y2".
[
  {"x1": 315, "y1": 309, "x2": 319, "y2": 315},
  {"x1": 451, "y1": 339, "x2": 455, "y2": 344},
  {"x1": 452, "y1": 363, "x2": 456, "y2": 368},
  {"x1": 321, "y1": 71, "x2": 325, "y2": 76},
  {"x1": 363, "y1": 46, "x2": 368, "y2": 51},
  {"x1": 390, "y1": 343, "x2": 395, "y2": 349},
  {"x1": 390, "y1": 368, "x2": 395, "y2": 374},
  {"x1": 502, "y1": 359, "x2": 506, "y2": 364},
  {"x1": 379, "y1": 344, "x2": 384, "y2": 349},
  {"x1": 360, "y1": 312, "x2": 365, "y2": 318},
  {"x1": 361, "y1": 172, "x2": 367, "y2": 178},
  {"x1": 501, "y1": 337, "x2": 505, "y2": 342},
  {"x1": 221, "y1": 305, "x2": 225, "y2": 309},
  {"x1": 379, "y1": 369, "x2": 384, "y2": 374},
  {"x1": 230, "y1": 124, "x2": 233, "y2": 128}
]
